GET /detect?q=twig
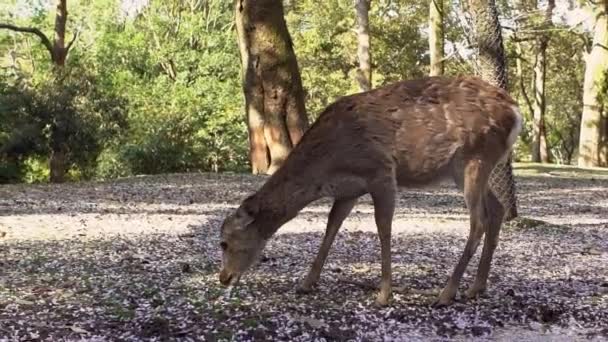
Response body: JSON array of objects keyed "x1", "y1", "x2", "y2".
[
  {"x1": 338, "y1": 277, "x2": 377, "y2": 290},
  {"x1": 337, "y1": 277, "x2": 438, "y2": 296},
  {"x1": 0, "y1": 23, "x2": 54, "y2": 57},
  {"x1": 65, "y1": 29, "x2": 79, "y2": 53}
]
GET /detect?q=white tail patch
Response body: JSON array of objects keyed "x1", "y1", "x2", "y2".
[{"x1": 499, "y1": 105, "x2": 523, "y2": 163}]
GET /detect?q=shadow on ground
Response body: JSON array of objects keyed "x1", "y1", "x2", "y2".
[
  {"x1": 0, "y1": 170, "x2": 607, "y2": 340},
  {"x1": 1, "y1": 214, "x2": 607, "y2": 340}
]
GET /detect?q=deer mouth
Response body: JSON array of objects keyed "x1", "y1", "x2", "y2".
[{"x1": 219, "y1": 269, "x2": 241, "y2": 286}]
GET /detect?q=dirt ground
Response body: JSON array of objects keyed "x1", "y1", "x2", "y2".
[{"x1": 1, "y1": 164, "x2": 607, "y2": 341}]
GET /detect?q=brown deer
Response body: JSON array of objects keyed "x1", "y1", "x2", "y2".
[{"x1": 218, "y1": 75, "x2": 522, "y2": 307}]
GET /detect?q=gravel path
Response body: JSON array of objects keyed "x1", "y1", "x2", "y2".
[{"x1": 1, "y1": 166, "x2": 607, "y2": 341}]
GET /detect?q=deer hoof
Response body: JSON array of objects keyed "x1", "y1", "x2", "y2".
[
  {"x1": 431, "y1": 298, "x2": 452, "y2": 308},
  {"x1": 464, "y1": 286, "x2": 486, "y2": 300},
  {"x1": 295, "y1": 284, "x2": 315, "y2": 295},
  {"x1": 431, "y1": 293, "x2": 455, "y2": 308}
]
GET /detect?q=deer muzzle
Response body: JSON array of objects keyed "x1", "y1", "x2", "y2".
[{"x1": 219, "y1": 269, "x2": 241, "y2": 287}]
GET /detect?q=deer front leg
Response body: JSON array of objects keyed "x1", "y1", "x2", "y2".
[
  {"x1": 370, "y1": 179, "x2": 396, "y2": 307},
  {"x1": 297, "y1": 197, "x2": 358, "y2": 294},
  {"x1": 466, "y1": 190, "x2": 504, "y2": 299}
]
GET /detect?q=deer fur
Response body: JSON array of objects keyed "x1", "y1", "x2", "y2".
[{"x1": 219, "y1": 75, "x2": 522, "y2": 307}]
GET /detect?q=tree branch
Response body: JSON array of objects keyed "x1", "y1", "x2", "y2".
[
  {"x1": 65, "y1": 29, "x2": 79, "y2": 53},
  {"x1": 0, "y1": 23, "x2": 54, "y2": 57}
]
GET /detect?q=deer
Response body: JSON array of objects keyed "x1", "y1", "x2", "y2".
[{"x1": 218, "y1": 75, "x2": 522, "y2": 307}]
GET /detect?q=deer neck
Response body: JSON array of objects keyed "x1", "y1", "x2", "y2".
[{"x1": 253, "y1": 164, "x2": 323, "y2": 239}]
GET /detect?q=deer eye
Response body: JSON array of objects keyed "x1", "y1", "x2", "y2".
[{"x1": 220, "y1": 241, "x2": 228, "y2": 251}]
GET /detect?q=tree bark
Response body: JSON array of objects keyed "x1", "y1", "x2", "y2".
[
  {"x1": 235, "y1": 0, "x2": 310, "y2": 175},
  {"x1": 48, "y1": 0, "x2": 70, "y2": 183},
  {"x1": 355, "y1": 0, "x2": 372, "y2": 91},
  {"x1": 515, "y1": 41, "x2": 533, "y2": 116},
  {"x1": 0, "y1": 0, "x2": 75, "y2": 183},
  {"x1": 531, "y1": 0, "x2": 554, "y2": 163},
  {"x1": 467, "y1": 0, "x2": 508, "y2": 88},
  {"x1": 467, "y1": 0, "x2": 518, "y2": 221},
  {"x1": 428, "y1": 0, "x2": 444, "y2": 76},
  {"x1": 578, "y1": 0, "x2": 608, "y2": 168}
]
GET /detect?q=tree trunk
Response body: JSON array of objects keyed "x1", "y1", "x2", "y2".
[
  {"x1": 515, "y1": 41, "x2": 533, "y2": 117},
  {"x1": 52, "y1": 0, "x2": 68, "y2": 66},
  {"x1": 428, "y1": 0, "x2": 444, "y2": 76},
  {"x1": 531, "y1": 46, "x2": 550, "y2": 163},
  {"x1": 467, "y1": 0, "x2": 508, "y2": 88},
  {"x1": 578, "y1": 1, "x2": 608, "y2": 168},
  {"x1": 49, "y1": 0, "x2": 69, "y2": 183},
  {"x1": 467, "y1": 0, "x2": 518, "y2": 221},
  {"x1": 531, "y1": 0, "x2": 554, "y2": 163},
  {"x1": 235, "y1": 0, "x2": 269, "y2": 174},
  {"x1": 355, "y1": 0, "x2": 372, "y2": 91},
  {"x1": 235, "y1": 0, "x2": 310, "y2": 175}
]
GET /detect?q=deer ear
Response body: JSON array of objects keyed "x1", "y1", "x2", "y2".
[{"x1": 234, "y1": 196, "x2": 258, "y2": 227}]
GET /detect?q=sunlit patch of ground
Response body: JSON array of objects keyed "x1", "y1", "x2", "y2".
[{"x1": 0, "y1": 164, "x2": 607, "y2": 341}]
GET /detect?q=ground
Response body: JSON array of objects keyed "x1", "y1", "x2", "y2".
[{"x1": 1, "y1": 163, "x2": 607, "y2": 341}]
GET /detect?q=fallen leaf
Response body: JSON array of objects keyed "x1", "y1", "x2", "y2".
[
  {"x1": 69, "y1": 326, "x2": 89, "y2": 334},
  {"x1": 294, "y1": 315, "x2": 328, "y2": 329},
  {"x1": 15, "y1": 299, "x2": 35, "y2": 305}
]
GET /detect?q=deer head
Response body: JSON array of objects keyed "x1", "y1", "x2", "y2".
[{"x1": 218, "y1": 196, "x2": 267, "y2": 286}]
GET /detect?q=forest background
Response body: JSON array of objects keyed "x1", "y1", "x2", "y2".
[{"x1": 1, "y1": 0, "x2": 606, "y2": 184}]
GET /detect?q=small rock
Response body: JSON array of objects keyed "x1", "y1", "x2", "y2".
[
  {"x1": 181, "y1": 263, "x2": 192, "y2": 273},
  {"x1": 539, "y1": 306, "x2": 561, "y2": 323},
  {"x1": 471, "y1": 326, "x2": 490, "y2": 337}
]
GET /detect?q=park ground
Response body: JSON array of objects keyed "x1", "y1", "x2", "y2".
[{"x1": 1, "y1": 163, "x2": 607, "y2": 341}]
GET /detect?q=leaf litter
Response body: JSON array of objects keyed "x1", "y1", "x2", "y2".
[{"x1": 0, "y1": 171, "x2": 607, "y2": 341}]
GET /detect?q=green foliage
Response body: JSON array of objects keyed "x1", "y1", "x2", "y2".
[
  {"x1": 1, "y1": 0, "x2": 247, "y2": 183},
  {"x1": 286, "y1": 0, "x2": 428, "y2": 117},
  {"x1": 22, "y1": 156, "x2": 50, "y2": 183},
  {"x1": 504, "y1": 25, "x2": 588, "y2": 164},
  {"x1": 91, "y1": 0, "x2": 247, "y2": 176},
  {"x1": 0, "y1": 0, "x2": 597, "y2": 183},
  {"x1": 0, "y1": 65, "x2": 127, "y2": 182}
]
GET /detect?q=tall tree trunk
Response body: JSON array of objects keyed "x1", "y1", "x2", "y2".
[
  {"x1": 531, "y1": 0, "x2": 554, "y2": 163},
  {"x1": 49, "y1": 0, "x2": 69, "y2": 183},
  {"x1": 578, "y1": 0, "x2": 608, "y2": 168},
  {"x1": 0, "y1": 0, "x2": 76, "y2": 183},
  {"x1": 429, "y1": 0, "x2": 444, "y2": 76},
  {"x1": 235, "y1": 0, "x2": 310, "y2": 175},
  {"x1": 531, "y1": 47, "x2": 550, "y2": 163},
  {"x1": 467, "y1": 0, "x2": 518, "y2": 221},
  {"x1": 355, "y1": 0, "x2": 372, "y2": 91},
  {"x1": 515, "y1": 41, "x2": 533, "y2": 117},
  {"x1": 467, "y1": 0, "x2": 508, "y2": 88}
]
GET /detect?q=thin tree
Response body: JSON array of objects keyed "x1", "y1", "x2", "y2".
[
  {"x1": 578, "y1": 0, "x2": 608, "y2": 167},
  {"x1": 466, "y1": 0, "x2": 518, "y2": 221},
  {"x1": 429, "y1": 0, "x2": 444, "y2": 76},
  {"x1": 355, "y1": 0, "x2": 372, "y2": 91},
  {"x1": 531, "y1": 0, "x2": 555, "y2": 163},
  {"x1": 0, "y1": 0, "x2": 78, "y2": 183},
  {"x1": 235, "y1": 0, "x2": 310, "y2": 175}
]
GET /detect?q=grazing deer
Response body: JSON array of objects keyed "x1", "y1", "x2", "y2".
[{"x1": 218, "y1": 76, "x2": 522, "y2": 307}]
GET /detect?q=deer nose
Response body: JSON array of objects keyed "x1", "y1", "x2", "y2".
[{"x1": 219, "y1": 269, "x2": 232, "y2": 286}]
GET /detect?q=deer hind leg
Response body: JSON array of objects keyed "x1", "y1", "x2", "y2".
[
  {"x1": 434, "y1": 159, "x2": 490, "y2": 307},
  {"x1": 296, "y1": 197, "x2": 358, "y2": 294},
  {"x1": 466, "y1": 189, "x2": 504, "y2": 299},
  {"x1": 370, "y1": 174, "x2": 397, "y2": 307}
]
